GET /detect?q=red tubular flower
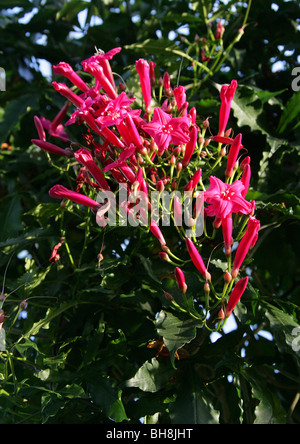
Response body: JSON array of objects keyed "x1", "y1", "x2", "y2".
[
  {"x1": 49, "y1": 184, "x2": 100, "y2": 212},
  {"x1": 163, "y1": 72, "x2": 172, "y2": 96},
  {"x1": 222, "y1": 214, "x2": 233, "y2": 256},
  {"x1": 175, "y1": 267, "x2": 187, "y2": 294},
  {"x1": 31, "y1": 139, "x2": 71, "y2": 157},
  {"x1": 183, "y1": 168, "x2": 202, "y2": 192},
  {"x1": 150, "y1": 220, "x2": 166, "y2": 247},
  {"x1": 218, "y1": 80, "x2": 237, "y2": 136},
  {"x1": 52, "y1": 62, "x2": 89, "y2": 92},
  {"x1": 182, "y1": 125, "x2": 198, "y2": 168},
  {"x1": 225, "y1": 276, "x2": 248, "y2": 317},
  {"x1": 185, "y1": 237, "x2": 211, "y2": 281},
  {"x1": 232, "y1": 216, "x2": 260, "y2": 278},
  {"x1": 34, "y1": 116, "x2": 46, "y2": 141},
  {"x1": 52, "y1": 82, "x2": 85, "y2": 108},
  {"x1": 225, "y1": 133, "x2": 242, "y2": 178},
  {"x1": 136, "y1": 59, "x2": 152, "y2": 114},
  {"x1": 149, "y1": 61, "x2": 156, "y2": 86},
  {"x1": 74, "y1": 148, "x2": 110, "y2": 190},
  {"x1": 84, "y1": 63, "x2": 118, "y2": 99},
  {"x1": 81, "y1": 47, "x2": 121, "y2": 91},
  {"x1": 174, "y1": 86, "x2": 187, "y2": 111},
  {"x1": 240, "y1": 164, "x2": 251, "y2": 197}
]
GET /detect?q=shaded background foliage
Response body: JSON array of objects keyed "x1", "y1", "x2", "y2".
[{"x1": 0, "y1": 0, "x2": 299, "y2": 424}]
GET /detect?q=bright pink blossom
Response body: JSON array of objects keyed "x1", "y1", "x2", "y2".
[
  {"x1": 142, "y1": 107, "x2": 190, "y2": 152},
  {"x1": 49, "y1": 184, "x2": 100, "y2": 212},
  {"x1": 218, "y1": 80, "x2": 237, "y2": 136},
  {"x1": 204, "y1": 176, "x2": 253, "y2": 221},
  {"x1": 232, "y1": 217, "x2": 260, "y2": 278},
  {"x1": 96, "y1": 92, "x2": 135, "y2": 129},
  {"x1": 185, "y1": 237, "x2": 211, "y2": 281},
  {"x1": 225, "y1": 276, "x2": 248, "y2": 317}
]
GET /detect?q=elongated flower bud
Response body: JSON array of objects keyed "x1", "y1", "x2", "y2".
[
  {"x1": 175, "y1": 267, "x2": 187, "y2": 294},
  {"x1": 225, "y1": 133, "x2": 242, "y2": 178},
  {"x1": 136, "y1": 59, "x2": 152, "y2": 114},
  {"x1": 150, "y1": 220, "x2": 166, "y2": 247},
  {"x1": 232, "y1": 217, "x2": 260, "y2": 278},
  {"x1": 84, "y1": 63, "x2": 118, "y2": 99},
  {"x1": 52, "y1": 82, "x2": 85, "y2": 108},
  {"x1": 182, "y1": 126, "x2": 197, "y2": 167},
  {"x1": 240, "y1": 164, "x2": 251, "y2": 197},
  {"x1": 52, "y1": 62, "x2": 89, "y2": 92},
  {"x1": 185, "y1": 237, "x2": 211, "y2": 281},
  {"x1": 34, "y1": 116, "x2": 46, "y2": 141},
  {"x1": 218, "y1": 80, "x2": 237, "y2": 136},
  {"x1": 49, "y1": 184, "x2": 100, "y2": 212},
  {"x1": 31, "y1": 139, "x2": 71, "y2": 157},
  {"x1": 225, "y1": 276, "x2": 248, "y2": 317},
  {"x1": 75, "y1": 148, "x2": 110, "y2": 190}
]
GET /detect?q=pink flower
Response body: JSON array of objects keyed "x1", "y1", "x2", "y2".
[
  {"x1": 204, "y1": 176, "x2": 253, "y2": 221},
  {"x1": 96, "y1": 92, "x2": 135, "y2": 129},
  {"x1": 52, "y1": 62, "x2": 89, "y2": 92},
  {"x1": 74, "y1": 148, "x2": 110, "y2": 190},
  {"x1": 232, "y1": 217, "x2": 260, "y2": 278},
  {"x1": 31, "y1": 139, "x2": 72, "y2": 157},
  {"x1": 49, "y1": 184, "x2": 100, "y2": 212},
  {"x1": 185, "y1": 237, "x2": 211, "y2": 281},
  {"x1": 218, "y1": 80, "x2": 237, "y2": 136},
  {"x1": 142, "y1": 107, "x2": 190, "y2": 152},
  {"x1": 175, "y1": 267, "x2": 187, "y2": 294},
  {"x1": 225, "y1": 277, "x2": 248, "y2": 317},
  {"x1": 136, "y1": 59, "x2": 152, "y2": 114},
  {"x1": 102, "y1": 145, "x2": 136, "y2": 183},
  {"x1": 182, "y1": 125, "x2": 198, "y2": 167},
  {"x1": 225, "y1": 133, "x2": 242, "y2": 178},
  {"x1": 81, "y1": 47, "x2": 121, "y2": 90}
]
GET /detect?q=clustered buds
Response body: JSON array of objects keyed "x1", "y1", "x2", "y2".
[{"x1": 31, "y1": 45, "x2": 260, "y2": 333}]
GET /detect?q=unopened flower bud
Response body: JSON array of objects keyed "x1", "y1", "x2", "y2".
[{"x1": 224, "y1": 271, "x2": 232, "y2": 284}]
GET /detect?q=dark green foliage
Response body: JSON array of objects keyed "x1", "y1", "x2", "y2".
[{"x1": 0, "y1": 0, "x2": 299, "y2": 424}]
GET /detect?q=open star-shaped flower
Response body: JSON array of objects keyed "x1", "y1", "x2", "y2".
[
  {"x1": 204, "y1": 176, "x2": 253, "y2": 220},
  {"x1": 142, "y1": 107, "x2": 190, "y2": 151}
]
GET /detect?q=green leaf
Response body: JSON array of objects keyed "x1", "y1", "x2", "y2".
[
  {"x1": 277, "y1": 91, "x2": 300, "y2": 134},
  {"x1": 126, "y1": 358, "x2": 174, "y2": 393},
  {"x1": 56, "y1": 0, "x2": 88, "y2": 22},
  {"x1": 253, "y1": 385, "x2": 286, "y2": 424},
  {"x1": 169, "y1": 365, "x2": 219, "y2": 424},
  {"x1": 265, "y1": 303, "x2": 300, "y2": 366},
  {"x1": 156, "y1": 310, "x2": 200, "y2": 368}
]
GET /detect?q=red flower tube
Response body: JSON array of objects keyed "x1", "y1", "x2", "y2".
[
  {"x1": 218, "y1": 80, "x2": 237, "y2": 136},
  {"x1": 185, "y1": 237, "x2": 211, "y2": 281},
  {"x1": 136, "y1": 59, "x2": 152, "y2": 114},
  {"x1": 232, "y1": 216, "x2": 260, "y2": 278},
  {"x1": 52, "y1": 62, "x2": 89, "y2": 92},
  {"x1": 175, "y1": 267, "x2": 187, "y2": 294},
  {"x1": 52, "y1": 82, "x2": 85, "y2": 108},
  {"x1": 225, "y1": 133, "x2": 242, "y2": 178},
  {"x1": 182, "y1": 125, "x2": 198, "y2": 168},
  {"x1": 222, "y1": 214, "x2": 233, "y2": 256},
  {"x1": 31, "y1": 139, "x2": 71, "y2": 157},
  {"x1": 225, "y1": 276, "x2": 248, "y2": 317},
  {"x1": 74, "y1": 148, "x2": 110, "y2": 191},
  {"x1": 150, "y1": 220, "x2": 166, "y2": 247},
  {"x1": 49, "y1": 184, "x2": 100, "y2": 212}
]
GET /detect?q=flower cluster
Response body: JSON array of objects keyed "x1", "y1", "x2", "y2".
[{"x1": 32, "y1": 46, "x2": 260, "y2": 329}]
